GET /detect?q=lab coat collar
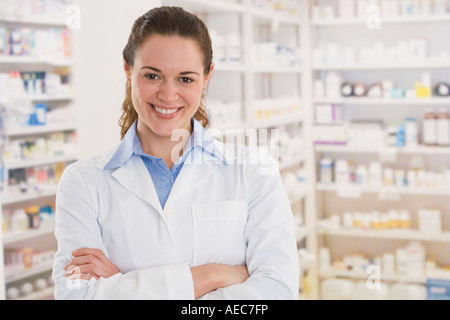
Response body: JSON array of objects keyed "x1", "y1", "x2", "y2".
[{"x1": 98, "y1": 118, "x2": 234, "y2": 171}]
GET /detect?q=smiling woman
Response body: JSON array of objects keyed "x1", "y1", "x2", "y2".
[{"x1": 52, "y1": 6, "x2": 299, "y2": 300}]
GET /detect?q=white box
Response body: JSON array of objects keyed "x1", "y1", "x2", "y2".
[{"x1": 418, "y1": 209, "x2": 442, "y2": 233}]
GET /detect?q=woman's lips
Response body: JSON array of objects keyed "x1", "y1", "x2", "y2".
[{"x1": 149, "y1": 103, "x2": 183, "y2": 118}]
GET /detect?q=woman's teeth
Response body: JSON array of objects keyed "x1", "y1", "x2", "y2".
[{"x1": 153, "y1": 105, "x2": 179, "y2": 115}]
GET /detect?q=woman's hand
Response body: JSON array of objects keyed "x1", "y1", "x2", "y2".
[
  {"x1": 64, "y1": 248, "x2": 120, "y2": 281},
  {"x1": 190, "y1": 264, "x2": 249, "y2": 299}
]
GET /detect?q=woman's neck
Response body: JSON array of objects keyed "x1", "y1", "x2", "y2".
[{"x1": 136, "y1": 122, "x2": 192, "y2": 170}]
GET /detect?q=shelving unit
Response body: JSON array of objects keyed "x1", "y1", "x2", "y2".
[
  {"x1": 310, "y1": 0, "x2": 450, "y2": 299},
  {"x1": 0, "y1": 2, "x2": 77, "y2": 300}
]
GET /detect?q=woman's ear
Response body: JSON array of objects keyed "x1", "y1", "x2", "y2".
[
  {"x1": 124, "y1": 61, "x2": 132, "y2": 81},
  {"x1": 204, "y1": 62, "x2": 214, "y2": 86}
]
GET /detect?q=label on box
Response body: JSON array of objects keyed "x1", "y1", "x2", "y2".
[{"x1": 427, "y1": 279, "x2": 450, "y2": 300}]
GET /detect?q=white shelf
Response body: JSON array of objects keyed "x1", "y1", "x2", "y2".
[
  {"x1": 315, "y1": 144, "x2": 450, "y2": 155},
  {"x1": 0, "y1": 55, "x2": 72, "y2": 66},
  {"x1": 0, "y1": 16, "x2": 67, "y2": 27},
  {"x1": 319, "y1": 268, "x2": 428, "y2": 284},
  {"x1": 251, "y1": 7, "x2": 301, "y2": 26},
  {"x1": 14, "y1": 286, "x2": 54, "y2": 300},
  {"x1": 252, "y1": 65, "x2": 303, "y2": 73},
  {"x1": 316, "y1": 183, "x2": 450, "y2": 197},
  {"x1": 5, "y1": 261, "x2": 54, "y2": 284},
  {"x1": 318, "y1": 227, "x2": 450, "y2": 242},
  {"x1": 29, "y1": 94, "x2": 74, "y2": 102},
  {"x1": 313, "y1": 97, "x2": 450, "y2": 105},
  {"x1": 2, "y1": 187, "x2": 57, "y2": 206},
  {"x1": 214, "y1": 63, "x2": 247, "y2": 72},
  {"x1": 6, "y1": 154, "x2": 77, "y2": 170},
  {"x1": 3, "y1": 226, "x2": 55, "y2": 245},
  {"x1": 252, "y1": 114, "x2": 303, "y2": 128},
  {"x1": 313, "y1": 60, "x2": 450, "y2": 70},
  {"x1": 4, "y1": 124, "x2": 77, "y2": 137},
  {"x1": 311, "y1": 14, "x2": 450, "y2": 26}
]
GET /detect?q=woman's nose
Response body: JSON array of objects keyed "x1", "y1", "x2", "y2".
[{"x1": 157, "y1": 81, "x2": 179, "y2": 103}]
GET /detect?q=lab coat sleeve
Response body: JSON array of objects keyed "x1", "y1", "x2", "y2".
[
  {"x1": 52, "y1": 162, "x2": 195, "y2": 300},
  {"x1": 198, "y1": 150, "x2": 299, "y2": 300}
]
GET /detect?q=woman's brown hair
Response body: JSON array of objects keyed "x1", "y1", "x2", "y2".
[{"x1": 119, "y1": 6, "x2": 213, "y2": 139}]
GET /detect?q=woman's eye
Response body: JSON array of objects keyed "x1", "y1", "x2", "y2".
[
  {"x1": 180, "y1": 77, "x2": 193, "y2": 83},
  {"x1": 144, "y1": 74, "x2": 158, "y2": 80}
]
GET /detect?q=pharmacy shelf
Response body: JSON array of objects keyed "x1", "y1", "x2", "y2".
[
  {"x1": 319, "y1": 268, "x2": 429, "y2": 284},
  {"x1": 3, "y1": 226, "x2": 55, "y2": 245},
  {"x1": 29, "y1": 94, "x2": 74, "y2": 102},
  {"x1": 315, "y1": 144, "x2": 450, "y2": 156},
  {"x1": 4, "y1": 124, "x2": 77, "y2": 137},
  {"x1": 313, "y1": 61, "x2": 450, "y2": 70},
  {"x1": 5, "y1": 261, "x2": 53, "y2": 284},
  {"x1": 5, "y1": 154, "x2": 77, "y2": 170},
  {"x1": 310, "y1": 14, "x2": 450, "y2": 26},
  {"x1": 252, "y1": 65, "x2": 303, "y2": 73},
  {"x1": 2, "y1": 187, "x2": 57, "y2": 206},
  {"x1": 0, "y1": 55, "x2": 72, "y2": 67},
  {"x1": 251, "y1": 7, "x2": 302, "y2": 26},
  {"x1": 313, "y1": 97, "x2": 450, "y2": 105},
  {"x1": 0, "y1": 8, "x2": 76, "y2": 300},
  {"x1": 252, "y1": 114, "x2": 303, "y2": 128},
  {"x1": 280, "y1": 155, "x2": 306, "y2": 171},
  {"x1": 0, "y1": 16, "x2": 67, "y2": 27},
  {"x1": 14, "y1": 286, "x2": 54, "y2": 300},
  {"x1": 316, "y1": 183, "x2": 450, "y2": 197},
  {"x1": 317, "y1": 227, "x2": 450, "y2": 243}
]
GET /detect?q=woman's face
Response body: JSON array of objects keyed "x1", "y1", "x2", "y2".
[{"x1": 125, "y1": 35, "x2": 213, "y2": 138}]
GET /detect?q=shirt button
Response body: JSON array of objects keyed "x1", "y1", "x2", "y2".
[{"x1": 164, "y1": 208, "x2": 174, "y2": 219}]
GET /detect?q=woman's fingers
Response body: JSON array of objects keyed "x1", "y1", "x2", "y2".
[{"x1": 65, "y1": 248, "x2": 120, "y2": 279}]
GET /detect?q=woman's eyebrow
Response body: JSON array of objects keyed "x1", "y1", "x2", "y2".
[{"x1": 140, "y1": 66, "x2": 199, "y2": 76}]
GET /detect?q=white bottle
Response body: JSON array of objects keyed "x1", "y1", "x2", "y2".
[
  {"x1": 437, "y1": 108, "x2": 450, "y2": 146},
  {"x1": 325, "y1": 72, "x2": 342, "y2": 99},
  {"x1": 369, "y1": 162, "x2": 382, "y2": 187},
  {"x1": 422, "y1": 108, "x2": 437, "y2": 145},
  {"x1": 335, "y1": 159, "x2": 350, "y2": 185},
  {"x1": 406, "y1": 242, "x2": 426, "y2": 276},
  {"x1": 319, "y1": 247, "x2": 331, "y2": 271},
  {"x1": 356, "y1": 164, "x2": 368, "y2": 185}
]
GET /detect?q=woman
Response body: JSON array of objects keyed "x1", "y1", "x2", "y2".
[{"x1": 52, "y1": 6, "x2": 299, "y2": 300}]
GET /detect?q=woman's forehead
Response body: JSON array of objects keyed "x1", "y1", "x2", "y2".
[{"x1": 136, "y1": 35, "x2": 204, "y2": 73}]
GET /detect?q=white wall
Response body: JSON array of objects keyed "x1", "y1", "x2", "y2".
[{"x1": 72, "y1": 0, "x2": 162, "y2": 160}]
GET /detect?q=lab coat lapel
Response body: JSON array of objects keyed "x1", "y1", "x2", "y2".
[
  {"x1": 110, "y1": 156, "x2": 163, "y2": 215},
  {"x1": 166, "y1": 151, "x2": 219, "y2": 205}
]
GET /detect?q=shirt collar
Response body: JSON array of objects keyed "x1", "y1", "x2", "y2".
[{"x1": 103, "y1": 118, "x2": 228, "y2": 170}]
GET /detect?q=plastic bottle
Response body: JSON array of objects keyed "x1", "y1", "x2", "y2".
[
  {"x1": 320, "y1": 158, "x2": 333, "y2": 184},
  {"x1": 334, "y1": 159, "x2": 350, "y2": 185},
  {"x1": 356, "y1": 164, "x2": 368, "y2": 185},
  {"x1": 423, "y1": 108, "x2": 437, "y2": 145},
  {"x1": 437, "y1": 108, "x2": 450, "y2": 146},
  {"x1": 405, "y1": 118, "x2": 418, "y2": 146},
  {"x1": 406, "y1": 242, "x2": 426, "y2": 276},
  {"x1": 369, "y1": 162, "x2": 382, "y2": 187}
]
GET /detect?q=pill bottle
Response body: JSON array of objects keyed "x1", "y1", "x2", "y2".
[
  {"x1": 437, "y1": 108, "x2": 450, "y2": 146},
  {"x1": 335, "y1": 159, "x2": 350, "y2": 185},
  {"x1": 422, "y1": 108, "x2": 437, "y2": 145},
  {"x1": 320, "y1": 158, "x2": 333, "y2": 184},
  {"x1": 25, "y1": 206, "x2": 40, "y2": 229}
]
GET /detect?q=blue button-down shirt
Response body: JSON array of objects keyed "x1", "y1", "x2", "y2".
[{"x1": 104, "y1": 118, "x2": 225, "y2": 209}]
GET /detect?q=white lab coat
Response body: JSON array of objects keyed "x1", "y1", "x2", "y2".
[{"x1": 52, "y1": 138, "x2": 299, "y2": 300}]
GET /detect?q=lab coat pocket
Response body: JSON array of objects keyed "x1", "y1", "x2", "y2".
[{"x1": 192, "y1": 201, "x2": 248, "y2": 266}]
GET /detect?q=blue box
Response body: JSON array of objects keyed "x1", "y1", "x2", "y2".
[{"x1": 427, "y1": 278, "x2": 450, "y2": 300}]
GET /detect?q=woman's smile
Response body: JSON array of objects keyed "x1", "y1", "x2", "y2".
[{"x1": 149, "y1": 102, "x2": 184, "y2": 118}]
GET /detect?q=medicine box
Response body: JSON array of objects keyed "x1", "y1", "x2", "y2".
[{"x1": 427, "y1": 279, "x2": 450, "y2": 300}]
